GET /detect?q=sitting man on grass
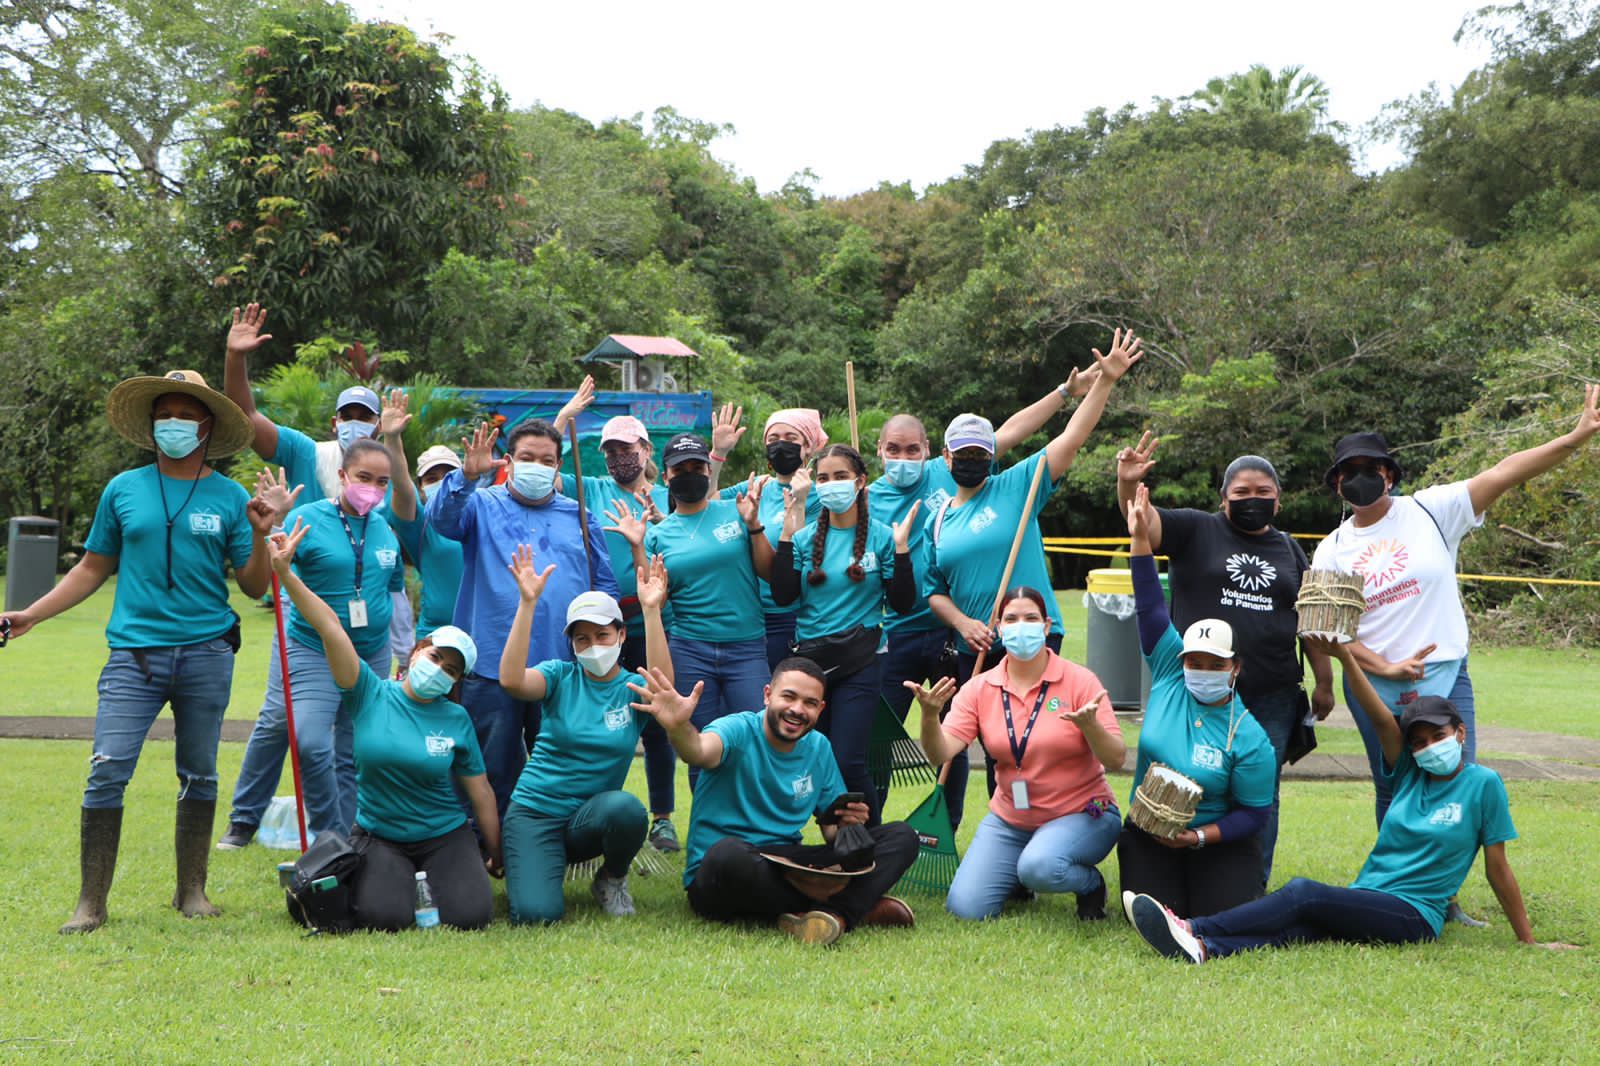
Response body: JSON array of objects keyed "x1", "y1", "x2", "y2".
[{"x1": 628, "y1": 656, "x2": 919, "y2": 946}]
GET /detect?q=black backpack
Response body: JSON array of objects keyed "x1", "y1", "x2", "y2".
[{"x1": 284, "y1": 830, "x2": 363, "y2": 934}]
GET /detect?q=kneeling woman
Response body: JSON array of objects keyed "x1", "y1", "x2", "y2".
[
  {"x1": 1128, "y1": 638, "x2": 1575, "y2": 961},
  {"x1": 914, "y1": 586, "x2": 1126, "y2": 920},
  {"x1": 270, "y1": 522, "x2": 500, "y2": 931},
  {"x1": 497, "y1": 549, "x2": 668, "y2": 923},
  {"x1": 768, "y1": 444, "x2": 918, "y2": 825},
  {"x1": 1118, "y1": 485, "x2": 1276, "y2": 918}
]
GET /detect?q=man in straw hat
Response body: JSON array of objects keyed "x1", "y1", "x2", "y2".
[{"x1": 1, "y1": 369, "x2": 295, "y2": 933}]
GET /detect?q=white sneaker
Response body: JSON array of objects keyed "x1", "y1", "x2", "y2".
[
  {"x1": 1121, "y1": 890, "x2": 1138, "y2": 924},
  {"x1": 591, "y1": 871, "x2": 636, "y2": 917},
  {"x1": 1129, "y1": 894, "x2": 1205, "y2": 963}
]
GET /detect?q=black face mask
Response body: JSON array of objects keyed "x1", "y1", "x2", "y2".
[
  {"x1": 667, "y1": 472, "x2": 709, "y2": 504},
  {"x1": 950, "y1": 457, "x2": 990, "y2": 488},
  {"x1": 1339, "y1": 470, "x2": 1387, "y2": 508},
  {"x1": 605, "y1": 452, "x2": 644, "y2": 485},
  {"x1": 1226, "y1": 497, "x2": 1276, "y2": 533},
  {"x1": 765, "y1": 440, "x2": 804, "y2": 476}
]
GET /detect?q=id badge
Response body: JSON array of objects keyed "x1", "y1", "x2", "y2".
[
  {"x1": 347, "y1": 598, "x2": 369, "y2": 629},
  {"x1": 1011, "y1": 779, "x2": 1030, "y2": 811}
]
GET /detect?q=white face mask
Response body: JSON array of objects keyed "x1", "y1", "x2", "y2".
[{"x1": 575, "y1": 643, "x2": 622, "y2": 677}]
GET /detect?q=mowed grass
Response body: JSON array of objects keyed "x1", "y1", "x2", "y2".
[{"x1": 1, "y1": 738, "x2": 1597, "y2": 1065}]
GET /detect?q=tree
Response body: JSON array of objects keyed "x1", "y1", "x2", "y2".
[{"x1": 1188, "y1": 64, "x2": 1332, "y2": 124}]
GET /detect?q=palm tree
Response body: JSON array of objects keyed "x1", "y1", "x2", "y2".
[{"x1": 1189, "y1": 65, "x2": 1331, "y2": 122}]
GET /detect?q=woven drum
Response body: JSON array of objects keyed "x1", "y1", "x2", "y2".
[
  {"x1": 1295, "y1": 569, "x2": 1365, "y2": 643},
  {"x1": 1129, "y1": 763, "x2": 1202, "y2": 839}
]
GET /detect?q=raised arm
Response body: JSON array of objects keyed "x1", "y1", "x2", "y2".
[
  {"x1": 431, "y1": 422, "x2": 502, "y2": 541},
  {"x1": 886, "y1": 501, "x2": 920, "y2": 615},
  {"x1": 380, "y1": 388, "x2": 416, "y2": 522},
  {"x1": 637, "y1": 554, "x2": 673, "y2": 686},
  {"x1": 709, "y1": 403, "x2": 746, "y2": 488},
  {"x1": 1317, "y1": 638, "x2": 1403, "y2": 769},
  {"x1": 498, "y1": 545, "x2": 554, "y2": 701},
  {"x1": 994, "y1": 365, "x2": 1101, "y2": 457},
  {"x1": 238, "y1": 466, "x2": 304, "y2": 599},
  {"x1": 1467, "y1": 384, "x2": 1599, "y2": 515},
  {"x1": 906, "y1": 677, "x2": 966, "y2": 765},
  {"x1": 272, "y1": 520, "x2": 360, "y2": 689},
  {"x1": 1126, "y1": 483, "x2": 1170, "y2": 653},
  {"x1": 739, "y1": 474, "x2": 782, "y2": 581},
  {"x1": 1044, "y1": 329, "x2": 1143, "y2": 480},
  {"x1": 223, "y1": 303, "x2": 281, "y2": 461},
  {"x1": 1114, "y1": 430, "x2": 1164, "y2": 549},
  {"x1": 628, "y1": 666, "x2": 723, "y2": 769},
  {"x1": 551, "y1": 375, "x2": 595, "y2": 436}
]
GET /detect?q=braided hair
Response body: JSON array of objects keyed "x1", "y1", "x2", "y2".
[{"x1": 807, "y1": 444, "x2": 869, "y2": 585}]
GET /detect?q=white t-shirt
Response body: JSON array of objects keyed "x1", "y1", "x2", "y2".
[{"x1": 1311, "y1": 481, "x2": 1483, "y2": 661}]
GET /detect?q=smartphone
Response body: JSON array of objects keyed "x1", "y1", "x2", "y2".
[{"x1": 826, "y1": 792, "x2": 866, "y2": 815}]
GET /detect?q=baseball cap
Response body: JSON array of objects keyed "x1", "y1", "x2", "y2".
[
  {"x1": 1181, "y1": 618, "x2": 1235, "y2": 659},
  {"x1": 944, "y1": 413, "x2": 997, "y2": 455},
  {"x1": 662, "y1": 433, "x2": 711, "y2": 468},
  {"x1": 601, "y1": 415, "x2": 649, "y2": 445},
  {"x1": 415, "y1": 444, "x2": 462, "y2": 479},
  {"x1": 1399, "y1": 695, "x2": 1460, "y2": 736},
  {"x1": 565, "y1": 590, "x2": 624, "y2": 633},
  {"x1": 426, "y1": 625, "x2": 478, "y2": 676},
  {"x1": 336, "y1": 385, "x2": 382, "y2": 415}
]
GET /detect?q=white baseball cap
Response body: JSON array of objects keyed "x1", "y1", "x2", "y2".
[
  {"x1": 1181, "y1": 619, "x2": 1235, "y2": 659},
  {"x1": 944, "y1": 413, "x2": 997, "y2": 454},
  {"x1": 415, "y1": 444, "x2": 463, "y2": 479},
  {"x1": 565, "y1": 590, "x2": 624, "y2": 633},
  {"x1": 601, "y1": 415, "x2": 649, "y2": 445},
  {"x1": 426, "y1": 625, "x2": 478, "y2": 676}
]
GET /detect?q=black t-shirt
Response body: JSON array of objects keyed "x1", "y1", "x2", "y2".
[{"x1": 1158, "y1": 507, "x2": 1309, "y2": 702}]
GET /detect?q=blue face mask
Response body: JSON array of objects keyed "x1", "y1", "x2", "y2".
[
  {"x1": 816, "y1": 480, "x2": 860, "y2": 514},
  {"x1": 418, "y1": 481, "x2": 435, "y2": 505},
  {"x1": 998, "y1": 621, "x2": 1047, "y2": 661},
  {"x1": 882, "y1": 459, "x2": 923, "y2": 489},
  {"x1": 153, "y1": 418, "x2": 203, "y2": 459},
  {"x1": 1413, "y1": 734, "x2": 1463, "y2": 775},
  {"x1": 1183, "y1": 667, "x2": 1235, "y2": 705},
  {"x1": 408, "y1": 656, "x2": 453, "y2": 700},
  {"x1": 336, "y1": 419, "x2": 377, "y2": 450},
  {"x1": 510, "y1": 461, "x2": 557, "y2": 501}
]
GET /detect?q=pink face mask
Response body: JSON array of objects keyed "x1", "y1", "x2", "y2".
[{"x1": 343, "y1": 481, "x2": 385, "y2": 516}]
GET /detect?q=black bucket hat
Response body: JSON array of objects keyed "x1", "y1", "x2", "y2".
[{"x1": 1323, "y1": 431, "x2": 1403, "y2": 489}]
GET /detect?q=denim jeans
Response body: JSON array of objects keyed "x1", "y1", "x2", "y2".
[
  {"x1": 878, "y1": 626, "x2": 960, "y2": 810},
  {"x1": 228, "y1": 639, "x2": 386, "y2": 835},
  {"x1": 1348, "y1": 655, "x2": 1476, "y2": 827},
  {"x1": 502, "y1": 791, "x2": 649, "y2": 924},
  {"x1": 817, "y1": 655, "x2": 887, "y2": 825},
  {"x1": 1239, "y1": 683, "x2": 1306, "y2": 889},
  {"x1": 668, "y1": 635, "x2": 769, "y2": 791},
  {"x1": 459, "y1": 674, "x2": 536, "y2": 818},
  {"x1": 623, "y1": 632, "x2": 675, "y2": 815},
  {"x1": 84, "y1": 639, "x2": 237, "y2": 809},
  {"x1": 764, "y1": 611, "x2": 797, "y2": 673},
  {"x1": 946, "y1": 807, "x2": 1122, "y2": 920},
  {"x1": 1189, "y1": 876, "x2": 1435, "y2": 958}
]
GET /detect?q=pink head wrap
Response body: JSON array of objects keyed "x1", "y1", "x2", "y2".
[{"x1": 763, "y1": 408, "x2": 828, "y2": 454}]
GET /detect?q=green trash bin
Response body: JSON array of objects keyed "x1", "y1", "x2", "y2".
[{"x1": 6, "y1": 516, "x2": 60, "y2": 613}]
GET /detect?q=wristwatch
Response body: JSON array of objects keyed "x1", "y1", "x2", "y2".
[{"x1": 1055, "y1": 382, "x2": 1073, "y2": 402}]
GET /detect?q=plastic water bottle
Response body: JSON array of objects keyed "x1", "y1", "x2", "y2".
[{"x1": 413, "y1": 871, "x2": 440, "y2": 929}]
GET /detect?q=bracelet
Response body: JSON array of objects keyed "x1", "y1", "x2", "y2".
[
  {"x1": 710, "y1": 452, "x2": 727, "y2": 463},
  {"x1": 1191, "y1": 826, "x2": 1205, "y2": 849}
]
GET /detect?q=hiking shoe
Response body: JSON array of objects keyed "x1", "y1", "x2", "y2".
[
  {"x1": 1130, "y1": 894, "x2": 1206, "y2": 963},
  {"x1": 1076, "y1": 873, "x2": 1107, "y2": 921},
  {"x1": 1446, "y1": 900, "x2": 1489, "y2": 928},
  {"x1": 214, "y1": 822, "x2": 255, "y2": 851},
  {"x1": 648, "y1": 817, "x2": 680, "y2": 853},
  {"x1": 860, "y1": 895, "x2": 915, "y2": 929},
  {"x1": 591, "y1": 871, "x2": 636, "y2": 917},
  {"x1": 1121, "y1": 890, "x2": 1138, "y2": 924},
  {"x1": 778, "y1": 910, "x2": 843, "y2": 946}
]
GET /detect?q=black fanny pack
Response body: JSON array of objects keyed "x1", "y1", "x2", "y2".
[
  {"x1": 284, "y1": 830, "x2": 363, "y2": 934},
  {"x1": 792, "y1": 624, "x2": 881, "y2": 679}
]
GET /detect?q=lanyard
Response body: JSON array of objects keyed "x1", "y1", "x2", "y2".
[
  {"x1": 156, "y1": 469, "x2": 203, "y2": 591},
  {"x1": 336, "y1": 506, "x2": 369, "y2": 594},
  {"x1": 1000, "y1": 681, "x2": 1050, "y2": 769}
]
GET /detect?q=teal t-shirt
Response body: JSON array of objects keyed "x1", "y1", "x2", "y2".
[
  {"x1": 508, "y1": 660, "x2": 646, "y2": 819},
  {"x1": 564, "y1": 476, "x2": 672, "y2": 638},
  {"x1": 343, "y1": 661, "x2": 485, "y2": 843},
  {"x1": 643, "y1": 499, "x2": 763, "y2": 643},
  {"x1": 84, "y1": 466, "x2": 254, "y2": 649},
  {"x1": 386, "y1": 506, "x2": 464, "y2": 638},
  {"x1": 269, "y1": 423, "x2": 327, "y2": 500},
  {"x1": 925, "y1": 450, "x2": 1064, "y2": 651},
  {"x1": 867, "y1": 458, "x2": 958, "y2": 635},
  {"x1": 1351, "y1": 755, "x2": 1517, "y2": 935},
  {"x1": 722, "y1": 476, "x2": 821, "y2": 617},
  {"x1": 283, "y1": 498, "x2": 404, "y2": 658},
  {"x1": 682, "y1": 710, "x2": 846, "y2": 886},
  {"x1": 1127, "y1": 626, "x2": 1276, "y2": 825},
  {"x1": 788, "y1": 517, "x2": 899, "y2": 640}
]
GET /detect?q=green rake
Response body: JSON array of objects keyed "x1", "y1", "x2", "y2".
[
  {"x1": 893, "y1": 762, "x2": 959, "y2": 895},
  {"x1": 866, "y1": 697, "x2": 936, "y2": 794}
]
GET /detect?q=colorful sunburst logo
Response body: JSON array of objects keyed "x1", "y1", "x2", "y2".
[{"x1": 1353, "y1": 538, "x2": 1409, "y2": 588}]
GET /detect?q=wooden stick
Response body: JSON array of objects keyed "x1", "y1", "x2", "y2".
[
  {"x1": 845, "y1": 360, "x2": 859, "y2": 452},
  {"x1": 971, "y1": 455, "x2": 1051, "y2": 675},
  {"x1": 567, "y1": 420, "x2": 594, "y2": 589}
]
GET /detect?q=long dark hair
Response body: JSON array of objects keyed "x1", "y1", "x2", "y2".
[{"x1": 808, "y1": 444, "x2": 868, "y2": 585}]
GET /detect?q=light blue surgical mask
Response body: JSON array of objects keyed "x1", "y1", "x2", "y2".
[
  {"x1": 408, "y1": 656, "x2": 453, "y2": 700},
  {"x1": 998, "y1": 621, "x2": 1047, "y2": 661},
  {"x1": 816, "y1": 480, "x2": 860, "y2": 514},
  {"x1": 1183, "y1": 667, "x2": 1235, "y2": 705},
  {"x1": 510, "y1": 461, "x2": 557, "y2": 501},
  {"x1": 336, "y1": 419, "x2": 377, "y2": 450},
  {"x1": 882, "y1": 459, "x2": 923, "y2": 489},
  {"x1": 1413, "y1": 734, "x2": 1463, "y2": 775},
  {"x1": 418, "y1": 481, "x2": 435, "y2": 505},
  {"x1": 153, "y1": 418, "x2": 203, "y2": 459}
]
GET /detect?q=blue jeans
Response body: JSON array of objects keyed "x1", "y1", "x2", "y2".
[
  {"x1": 1189, "y1": 876, "x2": 1435, "y2": 958},
  {"x1": 946, "y1": 807, "x2": 1122, "y2": 920},
  {"x1": 878, "y1": 626, "x2": 960, "y2": 810},
  {"x1": 460, "y1": 674, "x2": 535, "y2": 818},
  {"x1": 1348, "y1": 656, "x2": 1476, "y2": 827},
  {"x1": 764, "y1": 611, "x2": 797, "y2": 673},
  {"x1": 1240, "y1": 684, "x2": 1305, "y2": 889},
  {"x1": 502, "y1": 791, "x2": 649, "y2": 924},
  {"x1": 84, "y1": 640, "x2": 237, "y2": 809},
  {"x1": 229, "y1": 639, "x2": 385, "y2": 836},
  {"x1": 668, "y1": 635, "x2": 769, "y2": 791},
  {"x1": 818, "y1": 655, "x2": 887, "y2": 825},
  {"x1": 623, "y1": 632, "x2": 675, "y2": 816}
]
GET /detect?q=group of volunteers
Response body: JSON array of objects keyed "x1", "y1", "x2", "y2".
[{"x1": 4, "y1": 296, "x2": 1592, "y2": 956}]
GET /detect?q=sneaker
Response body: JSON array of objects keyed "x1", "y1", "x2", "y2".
[
  {"x1": 215, "y1": 822, "x2": 256, "y2": 851},
  {"x1": 777, "y1": 910, "x2": 843, "y2": 946},
  {"x1": 1129, "y1": 894, "x2": 1206, "y2": 963},
  {"x1": 1446, "y1": 900, "x2": 1489, "y2": 928},
  {"x1": 648, "y1": 817, "x2": 680, "y2": 853},
  {"x1": 860, "y1": 895, "x2": 915, "y2": 929},
  {"x1": 591, "y1": 871, "x2": 636, "y2": 917},
  {"x1": 1121, "y1": 890, "x2": 1138, "y2": 924},
  {"x1": 1076, "y1": 874, "x2": 1107, "y2": 921}
]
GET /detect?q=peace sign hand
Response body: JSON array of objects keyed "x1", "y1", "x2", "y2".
[
  {"x1": 1117, "y1": 430, "x2": 1160, "y2": 485},
  {"x1": 891, "y1": 499, "x2": 921, "y2": 553},
  {"x1": 226, "y1": 303, "x2": 273, "y2": 358},
  {"x1": 461, "y1": 422, "x2": 505, "y2": 481},
  {"x1": 268, "y1": 518, "x2": 311, "y2": 577}
]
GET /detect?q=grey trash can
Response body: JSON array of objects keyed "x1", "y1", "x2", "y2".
[
  {"x1": 1085, "y1": 568, "x2": 1141, "y2": 708},
  {"x1": 6, "y1": 516, "x2": 60, "y2": 612}
]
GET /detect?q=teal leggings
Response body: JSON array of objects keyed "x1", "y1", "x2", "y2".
[{"x1": 502, "y1": 791, "x2": 647, "y2": 924}]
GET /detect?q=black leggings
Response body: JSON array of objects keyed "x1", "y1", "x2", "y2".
[
  {"x1": 352, "y1": 823, "x2": 492, "y2": 931},
  {"x1": 1116, "y1": 820, "x2": 1262, "y2": 919}
]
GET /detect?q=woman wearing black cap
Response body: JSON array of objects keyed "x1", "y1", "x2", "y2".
[
  {"x1": 1311, "y1": 386, "x2": 1599, "y2": 833},
  {"x1": 1126, "y1": 637, "x2": 1577, "y2": 962}
]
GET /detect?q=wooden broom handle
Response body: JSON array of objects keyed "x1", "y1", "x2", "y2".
[{"x1": 970, "y1": 454, "x2": 1051, "y2": 675}]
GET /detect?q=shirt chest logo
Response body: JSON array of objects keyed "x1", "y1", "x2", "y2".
[
  {"x1": 1191, "y1": 743, "x2": 1224, "y2": 771},
  {"x1": 1224, "y1": 553, "x2": 1276, "y2": 591},
  {"x1": 603, "y1": 705, "x2": 631, "y2": 732},
  {"x1": 970, "y1": 506, "x2": 999, "y2": 534},
  {"x1": 425, "y1": 733, "x2": 455, "y2": 757},
  {"x1": 925, "y1": 488, "x2": 951, "y2": 513},
  {"x1": 713, "y1": 521, "x2": 743, "y2": 543},
  {"x1": 1353, "y1": 538, "x2": 1409, "y2": 589},
  {"x1": 790, "y1": 773, "x2": 814, "y2": 799},
  {"x1": 374, "y1": 548, "x2": 398, "y2": 570},
  {"x1": 1428, "y1": 802, "x2": 1463, "y2": 826},
  {"x1": 188, "y1": 511, "x2": 222, "y2": 536},
  {"x1": 859, "y1": 551, "x2": 879, "y2": 573}
]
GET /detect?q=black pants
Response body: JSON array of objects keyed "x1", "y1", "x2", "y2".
[
  {"x1": 352, "y1": 823, "x2": 493, "y2": 931},
  {"x1": 1116, "y1": 820, "x2": 1261, "y2": 919},
  {"x1": 687, "y1": 822, "x2": 919, "y2": 931}
]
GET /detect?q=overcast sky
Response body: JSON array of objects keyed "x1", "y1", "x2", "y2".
[{"x1": 348, "y1": 0, "x2": 1494, "y2": 196}]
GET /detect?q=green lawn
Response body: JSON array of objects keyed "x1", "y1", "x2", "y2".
[{"x1": 1, "y1": 740, "x2": 1595, "y2": 1064}]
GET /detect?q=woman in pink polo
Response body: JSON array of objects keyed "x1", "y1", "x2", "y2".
[{"x1": 911, "y1": 586, "x2": 1126, "y2": 920}]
